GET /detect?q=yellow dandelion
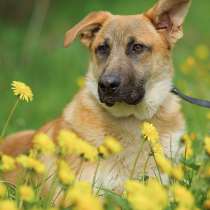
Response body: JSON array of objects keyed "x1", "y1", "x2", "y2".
[
  {"x1": 16, "y1": 155, "x2": 45, "y2": 174},
  {"x1": 181, "y1": 134, "x2": 192, "y2": 144},
  {"x1": 207, "y1": 112, "x2": 210, "y2": 120},
  {"x1": 0, "y1": 155, "x2": 16, "y2": 172},
  {"x1": 204, "y1": 136, "x2": 210, "y2": 155},
  {"x1": 172, "y1": 165, "x2": 184, "y2": 181},
  {"x1": 11, "y1": 81, "x2": 33, "y2": 102},
  {"x1": 63, "y1": 181, "x2": 92, "y2": 207},
  {"x1": 155, "y1": 154, "x2": 172, "y2": 175},
  {"x1": 103, "y1": 136, "x2": 123, "y2": 154},
  {"x1": 181, "y1": 56, "x2": 196, "y2": 74},
  {"x1": 33, "y1": 133, "x2": 55, "y2": 154},
  {"x1": 57, "y1": 129, "x2": 79, "y2": 155},
  {"x1": 204, "y1": 199, "x2": 210, "y2": 210},
  {"x1": 125, "y1": 179, "x2": 168, "y2": 210},
  {"x1": 57, "y1": 160, "x2": 75, "y2": 185},
  {"x1": 19, "y1": 185, "x2": 35, "y2": 203},
  {"x1": 195, "y1": 44, "x2": 209, "y2": 60},
  {"x1": 78, "y1": 140, "x2": 98, "y2": 162},
  {"x1": 0, "y1": 183, "x2": 7, "y2": 198},
  {"x1": 77, "y1": 76, "x2": 85, "y2": 88},
  {"x1": 98, "y1": 145, "x2": 109, "y2": 158},
  {"x1": 141, "y1": 122, "x2": 159, "y2": 143},
  {"x1": 0, "y1": 200, "x2": 17, "y2": 210},
  {"x1": 172, "y1": 184, "x2": 194, "y2": 208}
]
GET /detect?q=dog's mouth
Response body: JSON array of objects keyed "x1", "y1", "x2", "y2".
[{"x1": 98, "y1": 88, "x2": 145, "y2": 107}]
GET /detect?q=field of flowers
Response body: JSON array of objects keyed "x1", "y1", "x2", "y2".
[
  {"x1": 0, "y1": 0, "x2": 210, "y2": 210},
  {"x1": 0, "y1": 80, "x2": 209, "y2": 210}
]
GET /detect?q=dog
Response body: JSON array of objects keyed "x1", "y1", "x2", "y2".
[{"x1": 1, "y1": 0, "x2": 191, "y2": 194}]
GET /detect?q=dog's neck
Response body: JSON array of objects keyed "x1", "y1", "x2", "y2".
[{"x1": 86, "y1": 64, "x2": 172, "y2": 121}]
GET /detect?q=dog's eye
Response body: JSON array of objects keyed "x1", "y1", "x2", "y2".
[
  {"x1": 126, "y1": 40, "x2": 149, "y2": 56},
  {"x1": 96, "y1": 43, "x2": 110, "y2": 56},
  {"x1": 131, "y1": 43, "x2": 145, "y2": 54}
]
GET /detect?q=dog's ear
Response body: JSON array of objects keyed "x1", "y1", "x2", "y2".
[
  {"x1": 145, "y1": 0, "x2": 191, "y2": 46},
  {"x1": 64, "y1": 11, "x2": 111, "y2": 48}
]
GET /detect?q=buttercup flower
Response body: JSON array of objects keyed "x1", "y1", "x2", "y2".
[
  {"x1": 16, "y1": 155, "x2": 45, "y2": 174},
  {"x1": 33, "y1": 133, "x2": 55, "y2": 154},
  {"x1": 19, "y1": 185, "x2": 35, "y2": 203},
  {"x1": 0, "y1": 200, "x2": 17, "y2": 210},
  {"x1": 0, "y1": 183, "x2": 7, "y2": 198},
  {"x1": 11, "y1": 81, "x2": 33, "y2": 102},
  {"x1": 57, "y1": 160, "x2": 75, "y2": 185},
  {"x1": 0, "y1": 155, "x2": 16, "y2": 172},
  {"x1": 141, "y1": 122, "x2": 159, "y2": 144}
]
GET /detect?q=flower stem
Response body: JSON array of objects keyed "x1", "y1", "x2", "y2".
[
  {"x1": 142, "y1": 154, "x2": 150, "y2": 183},
  {"x1": 92, "y1": 158, "x2": 101, "y2": 192},
  {"x1": 129, "y1": 140, "x2": 145, "y2": 179},
  {"x1": 0, "y1": 99, "x2": 19, "y2": 139}
]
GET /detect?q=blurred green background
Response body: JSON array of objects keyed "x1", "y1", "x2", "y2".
[{"x1": 0, "y1": 0, "x2": 210, "y2": 136}]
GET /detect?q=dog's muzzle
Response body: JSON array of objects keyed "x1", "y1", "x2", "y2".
[{"x1": 98, "y1": 74, "x2": 145, "y2": 107}]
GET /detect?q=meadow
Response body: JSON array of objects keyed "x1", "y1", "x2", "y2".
[{"x1": 0, "y1": 0, "x2": 210, "y2": 209}]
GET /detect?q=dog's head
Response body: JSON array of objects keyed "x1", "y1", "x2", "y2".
[{"x1": 64, "y1": 0, "x2": 191, "y2": 119}]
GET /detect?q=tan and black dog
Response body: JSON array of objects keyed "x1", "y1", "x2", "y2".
[{"x1": 1, "y1": 0, "x2": 191, "y2": 193}]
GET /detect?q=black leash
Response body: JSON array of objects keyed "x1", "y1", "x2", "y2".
[{"x1": 171, "y1": 86, "x2": 210, "y2": 108}]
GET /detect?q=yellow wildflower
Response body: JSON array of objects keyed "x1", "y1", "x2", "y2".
[
  {"x1": 155, "y1": 154, "x2": 172, "y2": 175},
  {"x1": 57, "y1": 129, "x2": 78, "y2": 155},
  {"x1": 104, "y1": 136, "x2": 123, "y2": 154},
  {"x1": 19, "y1": 185, "x2": 35, "y2": 203},
  {"x1": 58, "y1": 130, "x2": 98, "y2": 162},
  {"x1": 184, "y1": 141, "x2": 193, "y2": 159},
  {"x1": 181, "y1": 134, "x2": 192, "y2": 144},
  {"x1": 11, "y1": 81, "x2": 33, "y2": 102},
  {"x1": 77, "y1": 76, "x2": 85, "y2": 88},
  {"x1": 181, "y1": 56, "x2": 196, "y2": 74},
  {"x1": 172, "y1": 165, "x2": 184, "y2": 181},
  {"x1": 0, "y1": 183, "x2": 7, "y2": 198},
  {"x1": 195, "y1": 44, "x2": 209, "y2": 60},
  {"x1": 78, "y1": 140, "x2": 98, "y2": 162},
  {"x1": 33, "y1": 133, "x2": 55, "y2": 154},
  {"x1": 63, "y1": 181, "x2": 92, "y2": 207},
  {"x1": 0, "y1": 200, "x2": 17, "y2": 210},
  {"x1": 141, "y1": 122, "x2": 159, "y2": 144},
  {"x1": 204, "y1": 199, "x2": 210, "y2": 210},
  {"x1": 0, "y1": 155, "x2": 16, "y2": 172},
  {"x1": 125, "y1": 179, "x2": 168, "y2": 210},
  {"x1": 204, "y1": 136, "x2": 210, "y2": 155},
  {"x1": 207, "y1": 112, "x2": 210, "y2": 120},
  {"x1": 16, "y1": 155, "x2": 45, "y2": 174},
  {"x1": 172, "y1": 184, "x2": 194, "y2": 208},
  {"x1": 57, "y1": 160, "x2": 75, "y2": 185},
  {"x1": 98, "y1": 145, "x2": 109, "y2": 158}
]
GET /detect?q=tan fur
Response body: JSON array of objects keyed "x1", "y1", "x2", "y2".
[{"x1": 0, "y1": 0, "x2": 191, "y2": 200}]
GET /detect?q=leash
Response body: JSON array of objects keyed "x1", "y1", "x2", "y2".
[{"x1": 171, "y1": 86, "x2": 210, "y2": 108}]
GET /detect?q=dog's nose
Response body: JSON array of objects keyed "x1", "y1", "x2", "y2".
[{"x1": 99, "y1": 74, "x2": 121, "y2": 94}]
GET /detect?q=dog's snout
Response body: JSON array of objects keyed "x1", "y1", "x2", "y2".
[{"x1": 99, "y1": 74, "x2": 121, "y2": 94}]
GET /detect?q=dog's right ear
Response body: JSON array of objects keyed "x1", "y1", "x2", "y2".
[{"x1": 64, "y1": 11, "x2": 111, "y2": 48}]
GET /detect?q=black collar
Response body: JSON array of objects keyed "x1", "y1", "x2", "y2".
[{"x1": 171, "y1": 86, "x2": 210, "y2": 108}]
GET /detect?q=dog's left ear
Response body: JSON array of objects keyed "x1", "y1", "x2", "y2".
[
  {"x1": 64, "y1": 11, "x2": 112, "y2": 48},
  {"x1": 145, "y1": 0, "x2": 191, "y2": 46}
]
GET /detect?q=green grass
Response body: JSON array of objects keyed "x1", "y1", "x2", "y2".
[{"x1": 0, "y1": 0, "x2": 210, "y2": 135}]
